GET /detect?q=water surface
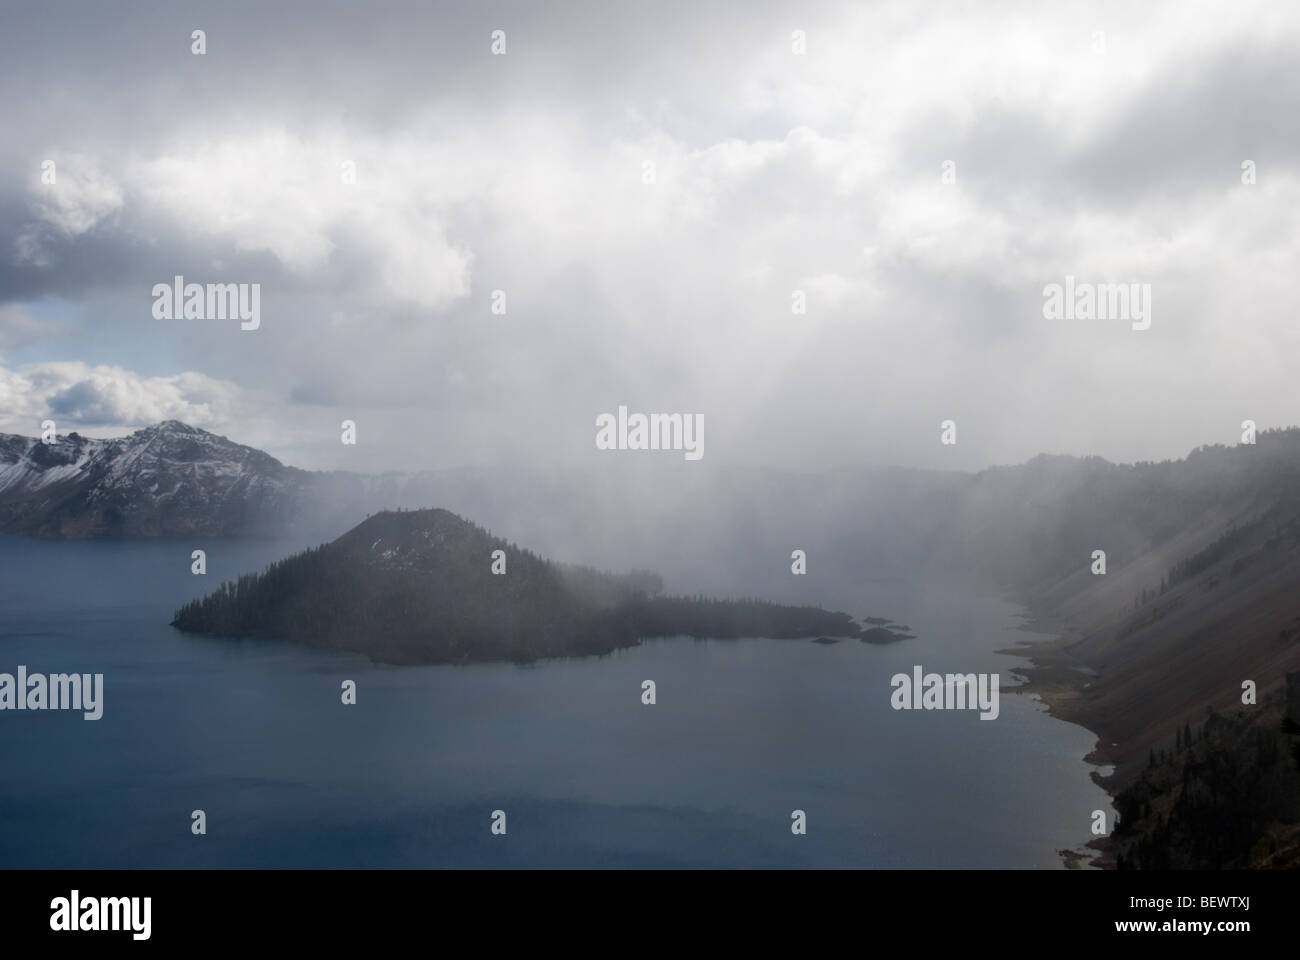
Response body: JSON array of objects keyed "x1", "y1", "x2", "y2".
[{"x1": 0, "y1": 536, "x2": 1110, "y2": 867}]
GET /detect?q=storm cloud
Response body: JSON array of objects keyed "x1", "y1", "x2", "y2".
[{"x1": 1, "y1": 0, "x2": 1297, "y2": 474}]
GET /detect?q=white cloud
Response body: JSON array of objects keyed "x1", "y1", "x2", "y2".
[
  {"x1": 29, "y1": 153, "x2": 124, "y2": 236},
  {"x1": 14, "y1": 153, "x2": 125, "y2": 266},
  {"x1": 0, "y1": 361, "x2": 246, "y2": 435},
  {"x1": 2, "y1": 0, "x2": 1299, "y2": 472},
  {"x1": 132, "y1": 128, "x2": 474, "y2": 309}
]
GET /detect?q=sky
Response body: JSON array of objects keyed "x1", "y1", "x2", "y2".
[{"x1": 1, "y1": 0, "x2": 1297, "y2": 474}]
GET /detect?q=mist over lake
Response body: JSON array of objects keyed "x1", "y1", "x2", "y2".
[{"x1": 0, "y1": 535, "x2": 1109, "y2": 868}]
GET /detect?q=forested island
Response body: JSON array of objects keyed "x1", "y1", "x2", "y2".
[{"x1": 172, "y1": 508, "x2": 866, "y2": 664}]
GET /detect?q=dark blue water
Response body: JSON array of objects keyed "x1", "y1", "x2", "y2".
[{"x1": 0, "y1": 536, "x2": 1110, "y2": 867}]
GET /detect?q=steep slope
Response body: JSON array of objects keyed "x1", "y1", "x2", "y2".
[
  {"x1": 1109, "y1": 684, "x2": 1300, "y2": 869},
  {"x1": 1007, "y1": 431, "x2": 1300, "y2": 782}
]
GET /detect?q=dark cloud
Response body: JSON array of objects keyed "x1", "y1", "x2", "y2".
[{"x1": 0, "y1": 1, "x2": 1296, "y2": 474}]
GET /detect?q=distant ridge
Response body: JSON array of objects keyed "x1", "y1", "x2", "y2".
[{"x1": 0, "y1": 420, "x2": 304, "y2": 537}]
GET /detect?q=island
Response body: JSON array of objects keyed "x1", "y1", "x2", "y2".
[{"x1": 172, "y1": 508, "x2": 871, "y2": 665}]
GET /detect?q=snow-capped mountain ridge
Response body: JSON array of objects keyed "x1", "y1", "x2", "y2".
[{"x1": 0, "y1": 421, "x2": 305, "y2": 537}]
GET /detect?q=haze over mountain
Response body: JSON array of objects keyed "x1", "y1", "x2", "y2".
[
  {"x1": 171, "y1": 506, "x2": 864, "y2": 664},
  {"x1": 6, "y1": 420, "x2": 1299, "y2": 600},
  {"x1": 8, "y1": 418, "x2": 1300, "y2": 756},
  {"x1": 10, "y1": 417, "x2": 1299, "y2": 721},
  {"x1": 7, "y1": 417, "x2": 1300, "y2": 867}
]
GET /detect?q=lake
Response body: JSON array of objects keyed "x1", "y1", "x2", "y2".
[{"x1": 0, "y1": 535, "x2": 1111, "y2": 867}]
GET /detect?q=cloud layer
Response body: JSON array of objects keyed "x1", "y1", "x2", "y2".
[{"x1": 1, "y1": 0, "x2": 1297, "y2": 472}]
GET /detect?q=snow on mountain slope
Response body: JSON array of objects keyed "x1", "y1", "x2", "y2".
[
  {"x1": 0, "y1": 432, "x2": 104, "y2": 495},
  {"x1": 0, "y1": 420, "x2": 310, "y2": 537}
]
